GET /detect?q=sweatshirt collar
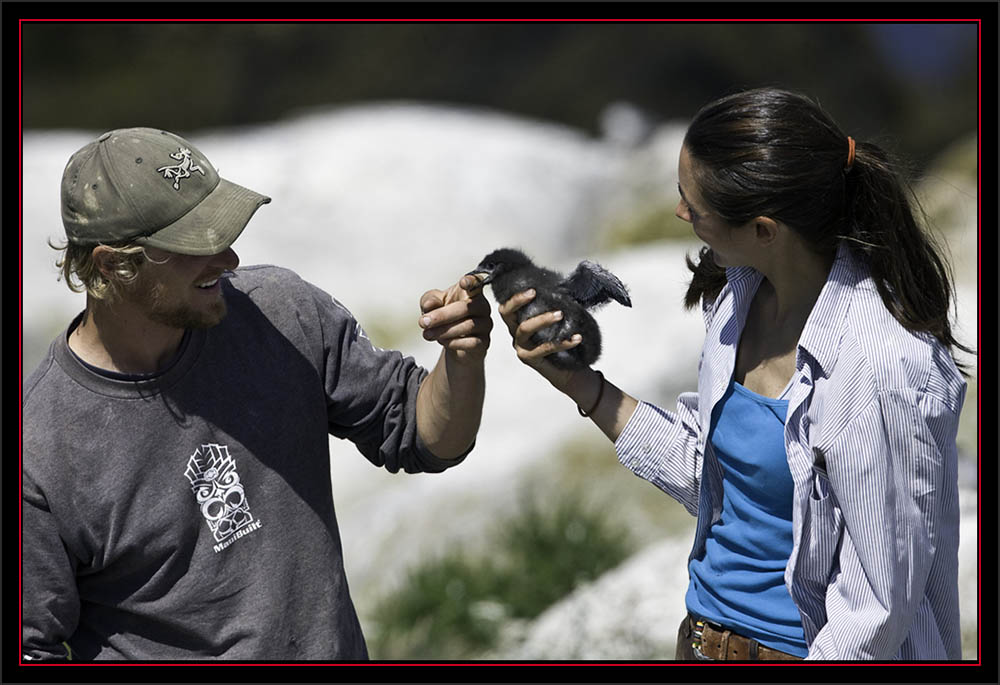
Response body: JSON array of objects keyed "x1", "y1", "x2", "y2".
[{"x1": 55, "y1": 312, "x2": 206, "y2": 398}]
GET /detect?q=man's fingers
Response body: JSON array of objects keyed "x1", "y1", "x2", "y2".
[
  {"x1": 419, "y1": 290, "x2": 446, "y2": 314},
  {"x1": 420, "y1": 296, "x2": 490, "y2": 330},
  {"x1": 460, "y1": 274, "x2": 485, "y2": 294},
  {"x1": 436, "y1": 333, "x2": 492, "y2": 353},
  {"x1": 422, "y1": 274, "x2": 490, "y2": 320},
  {"x1": 422, "y1": 315, "x2": 493, "y2": 342},
  {"x1": 464, "y1": 295, "x2": 492, "y2": 318}
]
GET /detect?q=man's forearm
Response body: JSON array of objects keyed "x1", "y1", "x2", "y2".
[{"x1": 416, "y1": 348, "x2": 486, "y2": 459}]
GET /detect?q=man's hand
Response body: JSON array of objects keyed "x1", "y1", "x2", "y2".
[
  {"x1": 415, "y1": 273, "x2": 491, "y2": 459},
  {"x1": 418, "y1": 274, "x2": 493, "y2": 364}
]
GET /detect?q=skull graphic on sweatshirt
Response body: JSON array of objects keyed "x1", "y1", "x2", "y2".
[{"x1": 184, "y1": 444, "x2": 255, "y2": 543}]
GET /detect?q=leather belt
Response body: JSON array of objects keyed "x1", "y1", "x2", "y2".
[{"x1": 690, "y1": 615, "x2": 803, "y2": 661}]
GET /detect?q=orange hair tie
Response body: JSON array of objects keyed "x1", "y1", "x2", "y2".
[{"x1": 845, "y1": 136, "x2": 856, "y2": 172}]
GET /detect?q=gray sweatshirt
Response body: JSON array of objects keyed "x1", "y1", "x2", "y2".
[{"x1": 21, "y1": 265, "x2": 466, "y2": 661}]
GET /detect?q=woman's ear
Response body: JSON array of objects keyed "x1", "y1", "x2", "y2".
[{"x1": 753, "y1": 216, "x2": 780, "y2": 247}]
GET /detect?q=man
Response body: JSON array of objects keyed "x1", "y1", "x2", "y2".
[{"x1": 21, "y1": 127, "x2": 492, "y2": 661}]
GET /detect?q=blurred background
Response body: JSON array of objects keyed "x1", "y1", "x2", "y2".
[{"x1": 21, "y1": 22, "x2": 979, "y2": 660}]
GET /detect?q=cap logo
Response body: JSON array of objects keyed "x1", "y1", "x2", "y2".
[{"x1": 156, "y1": 147, "x2": 206, "y2": 190}]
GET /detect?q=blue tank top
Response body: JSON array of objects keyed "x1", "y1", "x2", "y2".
[{"x1": 685, "y1": 378, "x2": 809, "y2": 657}]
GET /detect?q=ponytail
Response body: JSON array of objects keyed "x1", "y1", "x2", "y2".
[{"x1": 843, "y1": 142, "x2": 973, "y2": 367}]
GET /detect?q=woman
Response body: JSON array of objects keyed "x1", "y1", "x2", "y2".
[{"x1": 498, "y1": 88, "x2": 970, "y2": 660}]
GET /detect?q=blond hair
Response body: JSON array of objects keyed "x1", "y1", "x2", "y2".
[{"x1": 50, "y1": 239, "x2": 162, "y2": 301}]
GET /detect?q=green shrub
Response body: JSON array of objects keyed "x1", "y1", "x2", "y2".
[
  {"x1": 492, "y1": 488, "x2": 635, "y2": 619},
  {"x1": 367, "y1": 486, "x2": 636, "y2": 660},
  {"x1": 368, "y1": 553, "x2": 505, "y2": 659}
]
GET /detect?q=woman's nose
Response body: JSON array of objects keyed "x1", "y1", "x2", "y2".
[{"x1": 675, "y1": 200, "x2": 690, "y2": 222}]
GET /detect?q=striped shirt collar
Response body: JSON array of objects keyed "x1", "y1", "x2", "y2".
[{"x1": 723, "y1": 241, "x2": 865, "y2": 379}]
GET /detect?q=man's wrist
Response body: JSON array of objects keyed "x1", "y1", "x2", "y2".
[{"x1": 443, "y1": 346, "x2": 487, "y2": 369}]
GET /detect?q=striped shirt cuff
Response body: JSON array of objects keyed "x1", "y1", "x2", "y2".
[{"x1": 614, "y1": 400, "x2": 687, "y2": 483}]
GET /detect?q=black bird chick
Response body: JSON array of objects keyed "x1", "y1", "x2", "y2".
[{"x1": 468, "y1": 247, "x2": 632, "y2": 370}]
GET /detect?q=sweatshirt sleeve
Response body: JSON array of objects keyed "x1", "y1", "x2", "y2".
[
  {"x1": 21, "y1": 471, "x2": 80, "y2": 662},
  {"x1": 305, "y1": 281, "x2": 465, "y2": 474}
]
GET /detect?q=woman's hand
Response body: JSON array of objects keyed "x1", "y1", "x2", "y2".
[
  {"x1": 498, "y1": 288, "x2": 638, "y2": 442},
  {"x1": 498, "y1": 288, "x2": 587, "y2": 393}
]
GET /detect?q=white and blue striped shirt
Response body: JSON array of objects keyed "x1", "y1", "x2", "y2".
[{"x1": 615, "y1": 242, "x2": 966, "y2": 660}]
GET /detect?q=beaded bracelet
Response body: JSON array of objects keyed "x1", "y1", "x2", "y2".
[{"x1": 577, "y1": 369, "x2": 605, "y2": 417}]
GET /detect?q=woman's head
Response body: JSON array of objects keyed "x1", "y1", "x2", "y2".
[
  {"x1": 681, "y1": 87, "x2": 852, "y2": 257},
  {"x1": 675, "y1": 145, "x2": 765, "y2": 270},
  {"x1": 680, "y1": 87, "x2": 971, "y2": 369}
]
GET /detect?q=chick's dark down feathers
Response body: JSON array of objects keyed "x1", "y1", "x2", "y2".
[{"x1": 468, "y1": 248, "x2": 631, "y2": 370}]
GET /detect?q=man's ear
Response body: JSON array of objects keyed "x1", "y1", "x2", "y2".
[{"x1": 91, "y1": 246, "x2": 118, "y2": 280}]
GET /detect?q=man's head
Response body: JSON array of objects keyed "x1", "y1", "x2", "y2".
[
  {"x1": 55, "y1": 127, "x2": 270, "y2": 326},
  {"x1": 61, "y1": 127, "x2": 270, "y2": 255}
]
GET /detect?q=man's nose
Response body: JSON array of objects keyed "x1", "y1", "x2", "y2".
[{"x1": 213, "y1": 247, "x2": 240, "y2": 272}]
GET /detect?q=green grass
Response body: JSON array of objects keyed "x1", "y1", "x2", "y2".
[{"x1": 366, "y1": 485, "x2": 636, "y2": 660}]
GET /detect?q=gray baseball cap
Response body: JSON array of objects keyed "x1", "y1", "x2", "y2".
[{"x1": 61, "y1": 127, "x2": 271, "y2": 255}]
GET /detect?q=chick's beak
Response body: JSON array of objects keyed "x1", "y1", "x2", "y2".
[{"x1": 466, "y1": 270, "x2": 492, "y2": 285}]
